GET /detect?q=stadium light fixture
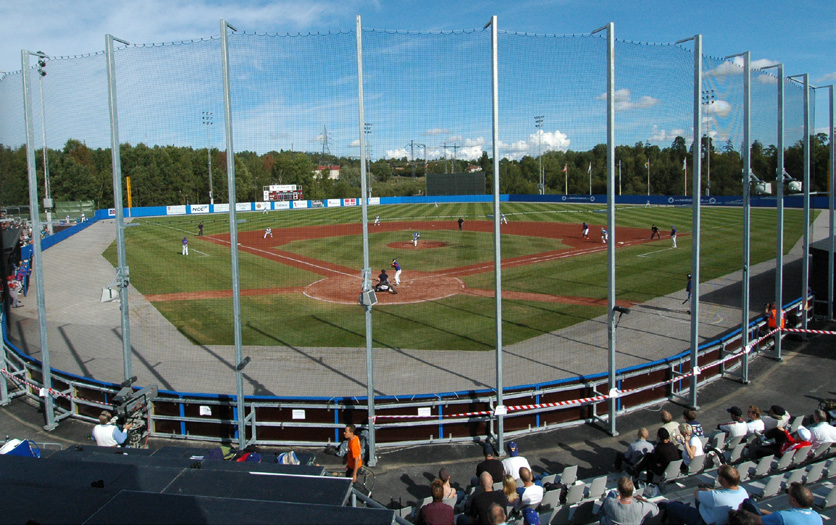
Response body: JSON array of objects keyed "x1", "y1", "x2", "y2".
[
  {"x1": 534, "y1": 115, "x2": 544, "y2": 195},
  {"x1": 748, "y1": 170, "x2": 771, "y2": 196},
  {"x1": 35, "y1": 53, "x2": 54, "y2": 235},
  {"x1": 781, "y1": 169, "x2": 803, "y2": 194}
]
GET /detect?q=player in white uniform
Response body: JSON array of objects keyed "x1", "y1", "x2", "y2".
[
  {"x1": 264, "y1": 227, "x2": 273, "y2": 239},
  {"x1": 601, "y1": 228, "x2": 608, "y2": 244},
  {"x1": 413, "y1": 232, "x2": 420, "y2": 247},
  {"x1": 181, "y1": 236, "x2": 189, "y2": 255},
  {"x1": 500, "y1": 213, "x2": 508, "y2": 225},
  {"x1": 374, "y1": 215, "x2": 380, "y2": 226}
]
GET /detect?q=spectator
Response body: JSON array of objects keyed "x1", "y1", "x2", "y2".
[
  {"x1": 475, "y1": 442, "x2": 505, "y2": 490},
  {"x1": 746, "y1": 406, "x2": 765, "y2": 435},
  {"x1": 439, "y1": 466, "x2": 459, "y2": 503},
  {"x1": 501, "y1": 441, "x2": 531, "y2": 480},
  {"x1": 416, "y1": 479, "x2": 455, "y2": 525},
  {"x1": 718, "y1": 406, "x2": 749, "y2": 439},
  {"x1": 762, "y1": 405, "x2": 791, "y2": 432},
  {"x1": 487, "y1": 503, "x2": 507, "y2": 525},
  {"x1": 502, "y1": 474, "x2": 519, "y2": 506},
  {"x1": 517, "y1": 467, "x2": 543, "y2": 509},
  {"x1": 660, "y1": 465, "x2": 748, "y2": 525},
  {"x1": 678, "y1": 423, "x2": 704, "y2": 472},
  {"x1": 660, "y1": 410, "x2": 681, "y2": 443},
  {"x1": 808, "y1": 409, "x2": 836, "y2": 448},
  {"x1": 597, "y1": 477, "x2": 659, "y2": 525},
  {"x1": 635, "y1": 427, "x2": 679, "y2": 484},
  {"x1": 739, "y1": 481, "x2": 821, "y2": 525},
  {"x1": 92, "y1": 410, "x2": 131, "y2": 447},
  {"x1": 684, "y1": 408, "x2": 705, "y2": 437},
  {"x1": 614, "y1": 427, "x2": 654, "y2": 472},
  {"x1": 468, "y1": 472, "x2": 508, "y2": 525}
]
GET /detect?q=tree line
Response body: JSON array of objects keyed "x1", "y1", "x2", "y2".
[{"x1": 0, "y1": 135, "x2": 830, "y2": 208}]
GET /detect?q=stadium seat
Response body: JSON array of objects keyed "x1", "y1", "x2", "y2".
[
  {"x1": 812, "y1": 484, "x2": 836, "y2": 510},
  {"x1": 743, "y1": 474, "x2": 785, "y2": 500},
  {"x1": 537, "y1": 488, "x2": 562, "y2": 512},
  {"x1": 555, "y1": 464, "x2": 578, "y2": 486}
]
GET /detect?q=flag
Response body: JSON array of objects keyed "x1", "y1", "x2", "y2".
[
  {"x1": 588, "y1": 162, "x2": 592, "y2": 174},
  {"x1": 562, "y1": 163, "x2": 567, "y2": 173},
  {"x1": 644, "y1": 159, "x2": 650, "y2": 169}
]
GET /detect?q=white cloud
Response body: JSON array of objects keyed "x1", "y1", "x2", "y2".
[
  {"x1": 756, "y1": 74, "x2": 779, "y2": 85},
  {"x1": 497, "y1": 129, "x2": 571, "y2": 158},
  {"x1": 424, "y1": 128, "x2": 450, "y2": 135},
  {"x1": 596, "y1": 89, "x2": 659, "y2": 112},
  {"x1": 458, "y1": 145, "x2": 484, "y2": 160},
  {"x1": 705, "y1": 99, "x2": 732, "y2": 117},
  {"x1": 649, "y1": 126, "x2": 686, "y2": 143},
  {"x1": 707, "y1": 56, "x2": 779, "y2": 77},
  {"x1": 349, "y1": 139, "x2": 361, "y2": 147},
  {"x1": 818, "y1": 72, "x2": 836, "y2": 83},
  {"x1": 385, "y1": 147, "x2": 408, "y2": 159}
]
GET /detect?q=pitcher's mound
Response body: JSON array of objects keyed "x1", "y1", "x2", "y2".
[{"x1": 304, "y1": 272, "x2": 464, "y2": 305}]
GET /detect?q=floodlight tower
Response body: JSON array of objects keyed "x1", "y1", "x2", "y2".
[
  {"x1": 535, "y1": 115, "x2": 544, "y2": 194},
  {"x1": 201, "y1": 111, "x2": 214, "y2": 205},
  {"x1": 701, "y1": 89, "x2": 716, "y2": 196},
  {"x1": 36, "y1": 55, "x2": 53, "y2": 234}
]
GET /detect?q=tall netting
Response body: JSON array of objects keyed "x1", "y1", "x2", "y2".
[{"x1": 0, "y1": 24, "x2": 822, "y2": 403}]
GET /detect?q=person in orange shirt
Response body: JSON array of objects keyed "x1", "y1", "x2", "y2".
[
  {"x1": 766, "y1": 303, "x2": 785, "y2": 330},
  {"x1": 343, "y1": 424, "x2": 362, "y2": 483}
]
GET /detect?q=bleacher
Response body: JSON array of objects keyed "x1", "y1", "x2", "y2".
[
  {"x1": 399, "y1": 428, "x2": 835, "y2": 524},
  {"x1": 0, "y1": 443, "x2": 401, "y2": 524}
]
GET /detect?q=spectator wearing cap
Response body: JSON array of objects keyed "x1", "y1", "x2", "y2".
[
  {"x1": 475, "y1": 442, "x2": 505, "y2": 491},
  {"x1": 762, "y1": 405, "x2": 791, "y2": 432},
  {"x1": 635, "y1": 427, "x2": 679, "y2": 484},
  {"x1": 718, "y1": 406, "x2": 749, "y2": 439},
  {"x1": 501, "y1": 441, "x2": 531, "y2": 481},
  {"x1": 91, "y1": 410, "x2": 131, "y2": 447},
  {"x1": 597, "y1": 477, "x2": 659, "y2": 525},
  {"x1": 746, "y1": 406, "x2": 765, "y2": 435},
  {"x1": 521, "y1": 507, "x2": 540, "y2": 525},
  {"x1": 416, "y1": 478, "x2": 455, "y2": 525}
]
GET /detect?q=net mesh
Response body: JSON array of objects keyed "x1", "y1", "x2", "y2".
[{"x1": 0, "y1": 26, "x2": 821, "y2": 399}]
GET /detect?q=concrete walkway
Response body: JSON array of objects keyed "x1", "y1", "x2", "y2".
[{"x1": 5, "y1": 211, "x2": 831, "y2": 397}]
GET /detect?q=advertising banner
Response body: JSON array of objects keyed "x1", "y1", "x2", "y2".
[
  {"x1": 190, "y1": 204, "x2": 209, "y2": 214},
  {"x1": 236, "y1": 202, "x2": 251, "y2": 211},
  {"x1": 166, "y1": 205, "x2": 187, "y2": 215},
  {"x1": 343, "y1": 198, "x2": 357, "y2": 206},
  {"x1": 214, "y1": 203, "x2": 230, "y2": 212},
  {"x1": 293, "y1": 201, "x2": 309, "y2": 209},
  {"x1": 275, "y1": 201, "x2": 290, "y2": 210},
  {"x1": 326, "y1": 199, "x2": 341, "y2": 207}
]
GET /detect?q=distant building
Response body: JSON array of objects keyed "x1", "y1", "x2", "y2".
[
  {"x1": 315, "y1": 165, "x2": 341, "y2": 180},
  {"x1": 465, "y1": 165, "x2": 481, "y2": 173}
]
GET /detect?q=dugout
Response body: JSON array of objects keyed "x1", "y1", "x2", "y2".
[
  {"x1": 810, "y1": 238, "x2": 836, "y2": 316},
  {"x1": 426, "y1": 171, "x2": 486, "y2": 196}
]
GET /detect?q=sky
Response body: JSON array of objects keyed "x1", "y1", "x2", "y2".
[{"x1": 1, "y1": 0, "x2": 834, "y2": 161}]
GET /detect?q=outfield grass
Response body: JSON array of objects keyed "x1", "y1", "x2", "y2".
[{"x1": 104, "y1": 203, "x2": 810, "y2": 350}]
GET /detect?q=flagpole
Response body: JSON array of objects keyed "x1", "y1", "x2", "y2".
[
  {"x1": 564, "y1": 163, "x2": 568, "y2": 195},
  {"x1": 683, "y1": 158, "x2": 687, "y2": 196},
  {"x1": 588, "y1": 162, "x2": 592, "y2": 195},
  {"x1": 618, "y1": 160, "x2": 622, "y2": 196},
  {"x1": 646, "y1": 159, "x2": 650, "y2": 196}
]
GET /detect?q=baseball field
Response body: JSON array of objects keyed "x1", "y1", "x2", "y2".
[{"x1": 102, "y1": 202, "x2": 808, "y2": 351}]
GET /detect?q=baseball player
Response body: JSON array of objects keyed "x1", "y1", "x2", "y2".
[
  {"x1": 601, "y1": 227, "x2": 608, "y2": 244},
  {"x1": 391, "y1": 258, "x2": 401, "y2": 286},
  {"x1": 651, "y1": 224, "x2": 660, "y2": 240},
  {"x1": 671, "y1": 225, "x2": 677, "y2": 248},
  {"x1": 412, "y1": 231, "x2": 420, "y2": 247},
  {"x1": 683, "y1": 273, "x2": 692, "y2": 313},
  {"x1": 374, "y1": 215, "x2": 380, "y2": 226},
  {"x1": 264, "y1": 227, "x2": 273, "y2": 239},
  {"x1": 500, "y1": 213, "x2": 508, "y2": 225},
  {"x1": 181, "y1": 236, "x2": 189, "y2": 256},
  {"x1": 582, "y1": 221, "x2": 589, "y2": 239}
]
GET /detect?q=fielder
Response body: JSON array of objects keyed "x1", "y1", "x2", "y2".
[
  {"x1": 500, "y1": 213, "x2": 508, "y2": 225},
  {"x1": 412, "y1": 231, "x2": 420, "y2": 247},
  {"x1": 670, "y1": 225, "x2": 677, "y2": 248},
  {"x1": 264, "y1": 227, "x2": 273, "y2": 239},
  {"x1": 391, "y1": 258, "x2": 401, "y2": 286},
  {"x1": 181, "y1": 236, "x2": 189, "y2": 256},
  {"x1": 582, "y1": 221, "x2": 589, "y2": 239},
  {"x1": 601, "y1": 227, "x2": 608, "y2": 244},
  {"x1": 374, "y1": 215, "x2": 380, "y2": 226}
]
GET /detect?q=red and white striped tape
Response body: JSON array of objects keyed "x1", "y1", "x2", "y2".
[
  {"x1": 781, "y1": 327, "x2": 836, "y2": 336},
  {"x1": 0, "y1": 368, "x2": 111, "y2": 408}
]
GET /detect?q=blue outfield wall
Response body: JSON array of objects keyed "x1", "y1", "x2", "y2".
[{"x1": 88, "y1": 193, "x2": 829, "y2": 223}]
